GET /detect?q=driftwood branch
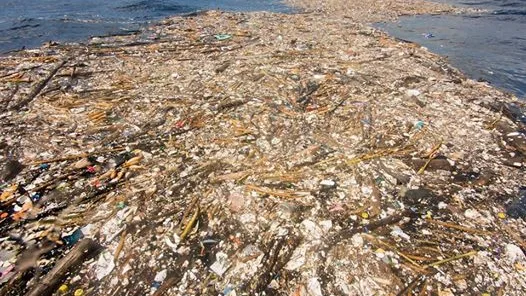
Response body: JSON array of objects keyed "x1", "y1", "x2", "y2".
[
  {"x1": 10, "y1": 60, "x2": 67, "y2": 111},
  {"x1": 25, "y1": 239, "x2": 101, "y2": 296}
]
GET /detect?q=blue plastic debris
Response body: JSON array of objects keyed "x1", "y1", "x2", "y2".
[
  {"x1": 31, "y1": 193, "x2": 42, "y2": 203},
  {"x1": 63, "y1": 228, "x2": 84, "y2": 246},
  {"x1": 39, "y1": 164, "x2": 50, "y2": 170},
  {"x1": 151, "y1": 281, "x2": 162, "y2": 289},
  {"x1": 414, "y1": 120, "x2": 425, "y2": 130}
]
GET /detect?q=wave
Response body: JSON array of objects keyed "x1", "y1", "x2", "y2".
[
  {"x1": 116, "y1": 0, "x2": 191, "y2": 13},
  {"x1": 493, "y1": 9, "x2": 526, "y2": 16},
  {"x1": 458, "y1": 1, "x2": 495, "y2": 6},
  {"x1": 0, "y1": 18, "x2": 41, "y2": 33},
  {"x1": 498, "y1": 1, "x2": 526, "y2": 8},
  {"x1": 8, "y1": 23, "x2": 41, "y2": 31},
  {"x1": 458, "y1": 0, "x2": 526, "y2": 8}
]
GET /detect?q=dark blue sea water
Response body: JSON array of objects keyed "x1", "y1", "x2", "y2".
[
  {"x1": 0, "y1": 0, "x2": 291, "y2": 54},
  {"x1": 377, "y1": 0, "x2": 526, "y2": 98}
]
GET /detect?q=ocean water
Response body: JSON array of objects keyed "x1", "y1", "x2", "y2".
[
  {"x1": 0, "y1": 0, "x2": 292, "y2": 54},
  {"x1": 376, "y1": 0, "x2": 526, "y2": 98}
]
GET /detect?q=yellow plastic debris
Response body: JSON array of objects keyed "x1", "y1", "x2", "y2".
[
  {"x1": 497, "y1": 212, "x2": 506, "y2": 219},
  {"x1": 361, "y1": 212, "x2": 369, "y2": 219},
  {"x1": 74, "y1": 289, "x2": 84, "y2": 296},
  {"x1": 58, "y1": 284, "x2": 68, "y2": 293},
  {"x1": 425, "y1": 211, "x2": 432, "y2": 219}
]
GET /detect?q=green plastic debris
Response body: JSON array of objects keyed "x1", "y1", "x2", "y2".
[
  {"x1": 214, "y1": 34, "x2": 232, "y2": 41},
  {"x1": 116, "y1": 201, "x2": 127, "y2": 209}
]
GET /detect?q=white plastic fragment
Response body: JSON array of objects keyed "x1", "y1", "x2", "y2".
[
  {"x1": 351, "y1": 234, "x2": 364, "y2": 247},
  {"x1": 285, "y1": 244, "x2": 307, "y2": 271},
  {"x1": 95, "y1": 251, "x2": 115, "y2": 280},
  {"x1": 154, "y1": 269, "x2": 167, "y2": 282},
  {"x1": 80, "y1": 224, "x2": 94, "y2": 236},
  {"x1": 390, "y1": 226, "x2": 410, "y2": 241},
  {"x1": 307, "y1": 277, "x2": 323, "y2": 296},
  {"x1": 319, "y1": 220, "x2": 333, "y2": 233},
  {"x1": 210, "y1": 252, "x2": 230, "y2": 276},
  {"x1": 504, "y1": 244, "x2": 525, "y2": 264},
  {"x1": 165, "y1": 233, "x2": 181, "y2": 252},
  {"x1": 464, "y1": 209, "x2": 481, "y2": 219},
  {"x1": 301, "y1": 220, "x2": 323, "y2": 240},
  {"x1": 269, "y1": 279, "x2": 280, "y2": 289},
  {"x1": 405, "y1": 89, "x2": 421, "y2": 97},
  {"x1": 320, "y1": 179, "x2": 336, "y2": 187}
]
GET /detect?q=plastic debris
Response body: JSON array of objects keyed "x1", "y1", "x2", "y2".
[
  {"x1": 94, "y1": 251, "x2": 115, "y2": 280},
  {"x1": 39, "y1": 164, "x2": 50, "y2": 170},
  {"x1": 154, "y1": 269, "x2": 167, "y2": 283},
  {"x1": 320, "y1": 179, "x2": 336, "y2": 188},
  {"x1": 284, "y1": 245, "x2": 307, "y2": 271},
  {"x1": 62, "y1": 228, "x2": 84, "y2": 246},
  {"x1": 414, "y1": 120, "x2": 425, "y2": 130},
  {"x1": 214, "y1": 34, "x2": 232, "y2": 41},
  {"x1": 307, "y1": 278, "x2": 323, "y2": 296},
  {"x1": 301, "y1": 220, "x2": 323, "y2": 241},
  {"x1": 406, "y1": 89, "x2": 421, "y2": 97},
  {"x1": 390, "y1": 226, "x2": 411, "y2": 241},
  {"x1": 58, "y1": 284, "x2": 68, "y2": 293},
  {"x1": 210, "y1": 252, "x2": 230, "y2": 277},
  {"x1": 504, "y1": 244, "x2": 526, "y2": 264}
]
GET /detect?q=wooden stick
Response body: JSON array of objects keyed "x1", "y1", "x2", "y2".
[
  {"x1": 418, "y1": 141, "x2": 442, "y2": 174},
  {"x1": 25, "y1": 239, "x2": 101, "y2": 296},
  {"x1": 180, "y1": 207, "x2": 199, "y2": 241},
  {"x1": 245, "y1": 184, "x2": 303, "y2": 199},
  {"x1": 426, "y1": 219, "x2": 493, "y2": 235},
  {"x1": 10, "y1": 60, "x2": 67, "y2": 111},
  {"x1": 114, "y1": 231, "x2": 127, "y2": 261},
  {"x1": 346, "y1": 146, "x2": 414, "y2": 166},
  {"x1": 425, "y1": 250, "x2": 477, "y2": 268}
]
